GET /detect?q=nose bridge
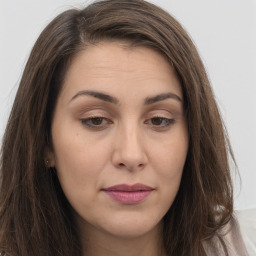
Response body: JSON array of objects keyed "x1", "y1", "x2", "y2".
[
  {"x1": 123, "y1": 122, "x2": 141, "y2": 154},
  {"x1": 112, "y1": 119, "x2": 147, "y2": 170}
]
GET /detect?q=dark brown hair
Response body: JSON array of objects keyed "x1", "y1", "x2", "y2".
[{"x1": 0, "y1": 0, "x2": 234, "y2": 255}]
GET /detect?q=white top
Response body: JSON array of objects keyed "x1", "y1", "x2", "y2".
[
  {"x1": 236, "y1": 209, "x2": 256, "y2": 256},
  {"x1": 205, "y1": 216, "x2": 250, "y2": 256}
]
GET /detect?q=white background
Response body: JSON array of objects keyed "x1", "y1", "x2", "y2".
[{"x1": 0, "y1": 0, "x2": 255, "y2": 210}]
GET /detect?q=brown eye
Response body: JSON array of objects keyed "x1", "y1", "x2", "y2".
[
  {"x1": 151, "y1": 117, "x2": 164, "y2": 126},
  {"x1": 145, "y1": 117, "x2": 175, "y2": 128},
  {"x1": 91, "y1": 117, "x2": 104, "y2": 125},
  {"x1": 81, "y1": 117, "x2": 112, "y2": 129}
]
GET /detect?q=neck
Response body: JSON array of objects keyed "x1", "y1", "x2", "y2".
[{"x1": 79, "y1": 221, "x2": 166, "y2": 256}]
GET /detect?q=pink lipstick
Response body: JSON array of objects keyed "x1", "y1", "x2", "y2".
[{"x1": 102, "y1": 183, "x2": 154, "y2": 205}]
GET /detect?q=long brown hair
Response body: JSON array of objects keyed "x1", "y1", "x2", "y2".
[{"x1": 0, "y1": 0, "x2": 234, "y2": 255}]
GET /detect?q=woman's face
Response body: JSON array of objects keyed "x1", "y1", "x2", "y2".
[{"x1": 50, "y1": 42, "x2": 188, "y2": 239}]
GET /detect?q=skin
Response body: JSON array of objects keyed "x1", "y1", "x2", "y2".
[{"x1": 49, "y1": 41, "x2": 188, "y2": 256}]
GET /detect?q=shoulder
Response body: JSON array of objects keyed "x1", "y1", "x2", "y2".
[
  {"x1": 204, "y1": 215, "x2": 250, "y2": 256},
  {"x1": 236, "y1": 208, "x2": 256, "y2": 256}
]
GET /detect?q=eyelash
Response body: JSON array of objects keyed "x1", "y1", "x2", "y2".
[
  {"x1": 145, "y1": 116, "x2": 175, "y2": 128},
  {"x1": 80, "y1": 116, "x2": 175, "y2": 129},
  {"x1": 80, "y1": 116, "x2": 113, "y2": 128}
]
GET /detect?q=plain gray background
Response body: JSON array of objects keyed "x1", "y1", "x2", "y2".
[{"x1": 0, "y1": 0, "x2": 255, "y2": 210}]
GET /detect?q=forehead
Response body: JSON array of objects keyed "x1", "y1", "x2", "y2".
[{"x1": 60, "y1": 41, "x2": 182, "y2": 101}]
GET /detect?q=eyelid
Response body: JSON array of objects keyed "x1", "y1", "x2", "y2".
[
  {"x1": 145, "y1": 104, "x2": 183, "y2": 118},
  {"x1": 144, "y1": 108, "x2": 174, "y2": 119},
  {"x1": 76, "y1": 105, "x2": 116, "y2": 120},
  {"x1": 144, "y1": 116, "x2": 175, "y2": 128},
  {"x1": 71, "y1": 102, "x2": 118, "y2": 118},
  {"x1": 80, "y1": 116, "x2": 113, "y2": 129}
]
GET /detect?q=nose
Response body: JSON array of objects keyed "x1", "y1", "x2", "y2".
[{"x1": 111, "y1": 124, "x2": 148, "y2": 172}]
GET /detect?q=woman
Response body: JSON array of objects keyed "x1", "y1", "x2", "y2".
[{"x1": 0, "y1": 0, "x2": 249, "y2": 255}]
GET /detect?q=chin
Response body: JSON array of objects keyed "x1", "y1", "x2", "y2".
[{"x1": 96, "y1": 212, "x2": 163, "y2": 239}]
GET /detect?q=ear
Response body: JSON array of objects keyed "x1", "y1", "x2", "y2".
[{"x1": 44, "y1": 146, "x2": 56, "y2": 168}]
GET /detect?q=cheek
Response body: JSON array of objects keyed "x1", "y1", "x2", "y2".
[
  {"x1": 153, "y1": 134, "x2": 188, "y2": 176},
  {"x1": 51, "y1": 126, "x2": 112, "y2": 192},
  {"x1": 52, "y1": 136, "x2": 108, "y2": 211},
  {"x1": 150, "y1": 127, "x2": 188, "y2": 203},
  {"x1": 147, "y1": 140, "x2": 187, "y2": 220},
  {"x1": 53, "y1": 119, "x2": 110, "y2": 166}
]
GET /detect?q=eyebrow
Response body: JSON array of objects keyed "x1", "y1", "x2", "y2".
[
  {"x1": 70, "y1": 90, "x2": 119, "y2": 104},
  {"x1": 70, "y1": 90, "x2": 182, "y2": 105},
  {"x1": 144, "y1": 92, "x2": 182, "y2": 105}
]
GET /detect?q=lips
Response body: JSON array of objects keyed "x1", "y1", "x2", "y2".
[{"x1": 102, "y1": 183, "x2": 154, "y2": 205}]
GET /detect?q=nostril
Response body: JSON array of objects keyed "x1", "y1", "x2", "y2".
[{"x1": 118, "y1": 162, "x2": 144, "y2": 170}]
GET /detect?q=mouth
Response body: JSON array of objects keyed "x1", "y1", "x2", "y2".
[{"x1": 102, "y1": 183, "x2": 154, "y2": 205}]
